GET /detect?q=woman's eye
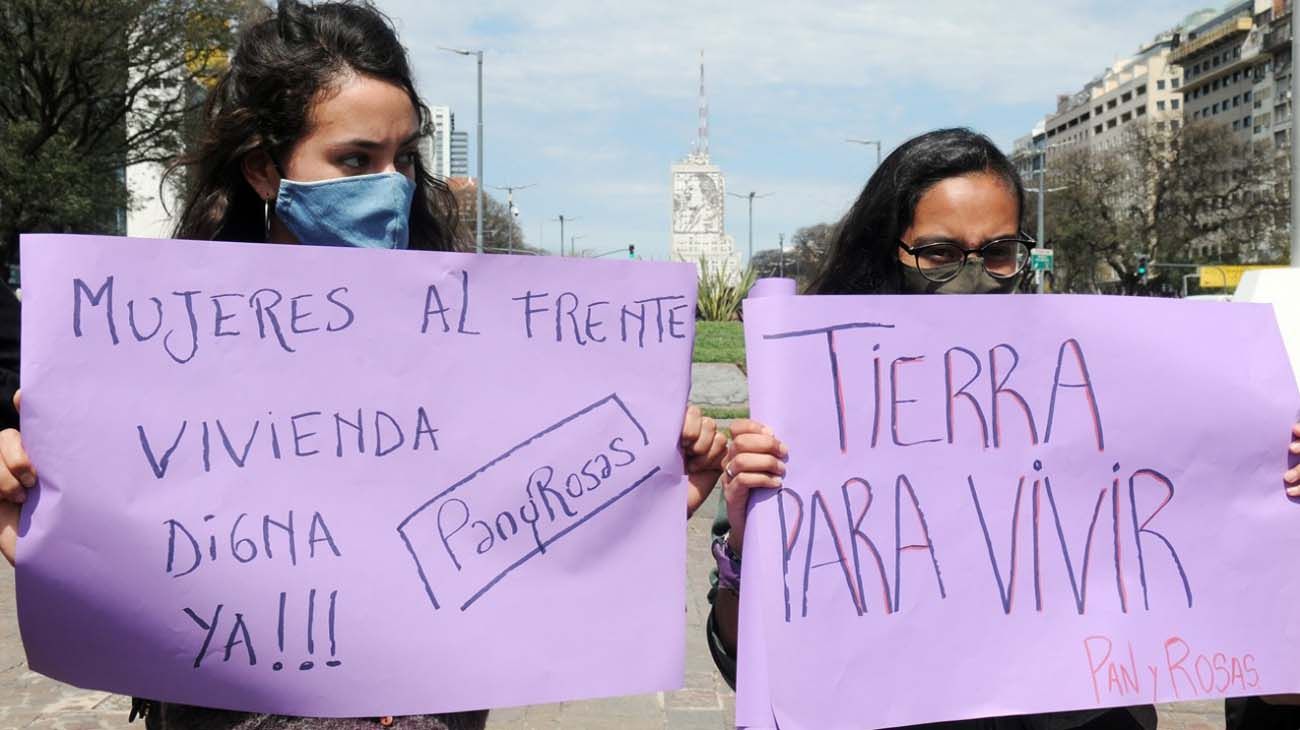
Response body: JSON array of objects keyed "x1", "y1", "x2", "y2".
[
  {"x1": 923, "y1": 249, "x2": 960, "y2": 263},
  {"x1": 339, "y1": 154, "x2": 367, "y2": 170}
]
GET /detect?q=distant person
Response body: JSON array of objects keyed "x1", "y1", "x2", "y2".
[{"x1": 0, "y1": 1, "x2": 725, "y2": 728}]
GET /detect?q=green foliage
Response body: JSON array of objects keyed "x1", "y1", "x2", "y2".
[
  {"x1": 695, "y1": 259, "x2": 757, "y2": 321},
  {"x1": 749, "y1": 222, "x2": 835, "y2": 289},
  {"x1": 693, "y1": 321, "x2": 744, "y2": 366},
  {"x1": 698, "y1": 406, "x2": 750, "y2": 421},
  {"x1": 0, "y1": 0, "x2": 248, "y2": 259},
  {"x1": 1043, "y1": 121, "x2": 1289, "y2": 295}
]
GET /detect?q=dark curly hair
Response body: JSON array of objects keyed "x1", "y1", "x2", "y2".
[
  {"x1": 807, "y1": 128, "x2": 1025, "y2": 294},
  {"x1": 170, "y1": 0, "x2": 462, "y2": 251}
]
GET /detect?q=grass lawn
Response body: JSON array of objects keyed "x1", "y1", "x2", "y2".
[
  {"x1": 698, "y1": 405, "x2": 749, "y2": 421},
  {"x1": 693, "y1": 321, "x2": 745, "y2": 367}
]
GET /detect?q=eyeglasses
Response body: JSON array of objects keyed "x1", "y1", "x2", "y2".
[{"x1": 898, "y1": 237, "x2": 1034, "y2": 283}]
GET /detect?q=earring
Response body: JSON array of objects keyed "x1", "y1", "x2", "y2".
[{"x1": 263, "y1": 196, "x2": 271, "y2": 242}]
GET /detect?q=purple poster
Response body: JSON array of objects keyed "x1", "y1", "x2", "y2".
[
  {"x1": 15, "y1": 234, "x2": 697, "y2": 717},
  {"x1": 736, "y1": 293, "x2": 1300, "y2": 730}
]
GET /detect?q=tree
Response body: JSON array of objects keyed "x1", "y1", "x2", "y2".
[
  {"x1": 447, "y1": 181, "x2": 541, "y2": 254},
  {"x1": 0, "y1": 0, "x2": 248, "y2": 261},
  {"x1": 1044, "y1": 120, "x2": 1288, "y2": 295},
  {"x1": 749, "y1": 222, "x2": 836, "y2": 284}
]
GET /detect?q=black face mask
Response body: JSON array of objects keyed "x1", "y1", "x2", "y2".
[{"x1": 899, "y1": 262, "x2": 1021, "y2": 295}]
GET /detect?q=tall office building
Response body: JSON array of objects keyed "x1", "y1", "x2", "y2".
[{"x1": 419, "y1": 106, "x2": 453, "y2": 179}]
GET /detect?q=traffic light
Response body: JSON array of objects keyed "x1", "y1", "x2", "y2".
[
  {"x1": 1136, "y1": 255, "x2": 1149, "y2": 281},
  {"x1": 628, "y1": 244, "x2": 636, "y2": 259}
]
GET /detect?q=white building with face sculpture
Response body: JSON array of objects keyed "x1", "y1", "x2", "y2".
[
  {"x1": 670, "y1": 53, "x2": 740, "y2": 278},
  {"x1": 671, "y1": 155, "x2": 739, "y2": 275}
]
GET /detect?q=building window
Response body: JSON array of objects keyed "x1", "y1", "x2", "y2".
[
  {"x1": 1244, "y1": 114, "x2": 1251, "y2": 126},
  {"x1": 1094, "y1": 124, "x2": 1103, "y2": 134},
  {"x1": 1212, "y1": 79, "x2": 1220, "y2": 91},
  {"x1": 1172, "y1": 99, "x2": 1180, "y2": 109},
  {"x1": 1172, "y1": 120, "x2": 1181, "y2": 130},
  {"x1": 1095, "y1": 105, "x2": 1103, "y2": 115},
  {"x1": 1157, "y1": 100, "x2": 1167, "y2": 110},
  {"x1": 1234, "y1": 47, "x2": 1241, "y2": 58},
  {"x1": 1233, "y1": 119, "x2": 1241, "y2": 130},
  {"x1": 1121, "y1": 111, "x2": 1133, "y2": 122},
  {"x1": 1157, "y1": 79, "x2": 1167, "y2": 90},
  {"x1": 1122, "y1": 91, "x2": 1132, "y2": 103},
  {"x1": 1213, "y1": 102, "x2": 1220, "y2": 113},
  {"x1": 1108, "y1": 99, "x2": 1118, "y2": 109},
  {"x1": 1137, "y1": 84, "x2": 1147, "y2": 95},
  {"x1": 1244, "y1": 89, "x2": 1252, "y2": 102},
  {"x1": 1172, "y1": 78, "x2": 1181, "y2": 88},
  {"x1": 1081, "y1": 111, "x2": 1090, "y2": 121},
  {"x1": 1107, "y1": 118, "x2": 1118, "y2": 128},
  {"x1": 1137, "y1": 105, "x2": 1146, "y2": 116}
]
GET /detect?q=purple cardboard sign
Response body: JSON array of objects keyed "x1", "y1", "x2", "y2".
[
  {"x1": 14, "y1": 234, "x2": 697, "y2": 717},
  {"x1": 736, "y1": 293, "x2": 1300, "y2": 730}
]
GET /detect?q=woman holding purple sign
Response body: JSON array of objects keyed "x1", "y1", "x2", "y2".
[
  {"x1": 708, "y1": 128, "x2": 1300, "y2": 729},
  {"x1": 0, "y1": 1, "x2": 726, "y2": 728}
]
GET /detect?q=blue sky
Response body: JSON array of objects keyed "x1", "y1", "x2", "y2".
[{"x1": 376, "y1": 0, "x2": 1223, "y2": 260}]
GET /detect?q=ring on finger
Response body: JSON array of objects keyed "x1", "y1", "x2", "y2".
[{"x1": 725, "y1": 465, "x2": 736, "y2": 480}]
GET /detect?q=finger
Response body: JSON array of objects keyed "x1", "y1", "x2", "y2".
[
  {"x1": 725, "y1": 471, "x2": 783, "y2": 502},
  {"x1": 1290, "y1": 440, "x2": 1300, "y2": 456},
  {"x1": 680, "y1": 405, "x2": 702, "y2": 448},
  {"x1": 727, "y1": 419, "x2": 773, "y2": 437},
  {"x1": 732, "y1": 433, "x2": 788, "y2": 459},
  {"x1": 0, "y1": 468, "x2": 21, "y2": 504},
  {"x1": 690, "y1": 417, "x2": 716, "y2": 457},
  {"x1": 1287, "y1": 465, "x2": 1300, "y2": 493},
  {"x1": 0, "y1": 429, "x2": 34, "y2": 490},
  {"x1": 1293, "y1": 421, "x2": 1300, "y2": 440},
  {"x1": 703, "y1": 432, "x2": 728, "y2": 466},
  {"x1": 729, "y1": 452, "x2": 787, "y2": 477},
  {"x1": 12, "y1": 389, "x2": 19, "y2": 415}
]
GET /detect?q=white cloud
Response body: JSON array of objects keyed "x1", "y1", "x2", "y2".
[
  {"x1": 370, "y1": 0, "x2": 1212, "y2": 260},
  {"x1": 386, "y1": 0, "x2": 1198, "y2": 113}
]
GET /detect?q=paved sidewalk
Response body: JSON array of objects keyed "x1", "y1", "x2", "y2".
[{"x1": 0, "y1": 508, "x2": 1226, "y2": 729}]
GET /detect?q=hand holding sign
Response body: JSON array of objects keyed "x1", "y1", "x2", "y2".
[
  {"x1": 1286, "y1": 423, "x2": 1300, "y2": 496},
  {"x1": 682, "y1": 405, "x2": 728, "y2": 517},
  {"x1": 0, "y1": 390, "x2": 32, "y2": 566},
  {"x1": 720, "y1": 419, "x2": 787, "y2": 556}
]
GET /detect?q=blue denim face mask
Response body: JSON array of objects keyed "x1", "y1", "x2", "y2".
[{"x1": 274, "y1": 172, "x2": 416, "y2": 249}]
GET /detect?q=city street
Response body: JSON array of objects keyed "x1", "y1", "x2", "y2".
[{"x1": 0, "y1": 507, "x2": 1223, "y2": 729}]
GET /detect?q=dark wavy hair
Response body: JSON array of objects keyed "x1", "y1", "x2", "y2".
[
  {"x1": 170, "y1": 0, "x2": 462, "y2": 251},
  {"x1": 807, "y1": 128, "x2": 1025, "y2": 294}
]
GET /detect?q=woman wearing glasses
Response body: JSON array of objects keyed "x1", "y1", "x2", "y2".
[{"x1": 706, "y1": 127, "x2": 1300, "y2": 729}]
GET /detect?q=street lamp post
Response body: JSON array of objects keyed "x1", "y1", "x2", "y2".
[
  {"x1": 778, "y1": 232, "x2": 785, "y2": 278},
  {"x1": 728, "y1": 191, "x2": 772, "y2": 264},
  {"x1": 570, "y1": 234, "x2": 586, "y2": 256},
  {"x1": 440, "y1": 46, "x2": 485, "y2": 254},
  {"x1": 1024, "y1": 146, "x2": 1069, "y2": 293},
  {"x1": 553, "y1": 214, "x2": 579, "y2": 256},
  {"x1": 846, "y1": 138, "x2": 882, "y2": 167},
  {"x1": 491, "y1": 183, "x2": 536, "y2": 254}
]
